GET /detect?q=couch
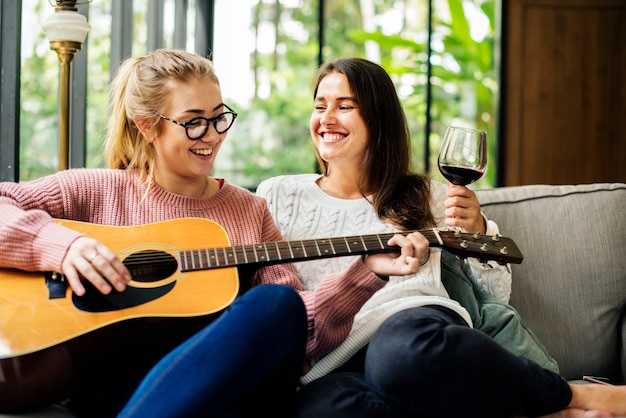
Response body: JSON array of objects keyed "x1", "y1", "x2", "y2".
[{"x1": 2, "y1": 182, "x2": 625, "y2": 417}]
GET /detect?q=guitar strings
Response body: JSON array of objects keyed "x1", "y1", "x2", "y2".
[{"x1": 112, "y1": 229, "x2": 445, "y2": 269}]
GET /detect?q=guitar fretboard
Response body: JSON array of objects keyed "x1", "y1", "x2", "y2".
[{"x1": 178, "y1": 229, "x2": 443, "y2": 272}]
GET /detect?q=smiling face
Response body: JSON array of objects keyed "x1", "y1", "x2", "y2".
[
  {"x1": 150, "y1": 76, "x2": 228, "y2": 191},
  {"x1": 310, "y1": 72, "x2": 369, "y2": 170}
]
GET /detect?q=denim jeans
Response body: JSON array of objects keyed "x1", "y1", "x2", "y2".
[
  {"x1": 291, "y1": 305, "x2": 571, "y2": 418},
  {"x1": 116, "y1": 284, "x2": 307, "y2": 418}
]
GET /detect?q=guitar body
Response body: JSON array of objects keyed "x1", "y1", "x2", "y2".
[
  {"x1": 0, "y1": 218, "x2": 239, "y2": 412},
  {"x1": 0, "y1": 217, "x2": 523, "y2": 412}
]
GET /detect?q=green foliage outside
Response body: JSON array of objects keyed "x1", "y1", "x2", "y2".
[
  {"x1": 19, "y1": 0, "x2": 497, "y2": 190},
  {"x1": 216, "y1": 0, "x2": 498, "y2": 189},
  {"x1": 20, "y1": 0, "x2": 146, "y2": 180}
]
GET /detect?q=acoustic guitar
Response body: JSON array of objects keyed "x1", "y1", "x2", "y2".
[{"x1": 0, "y1": 217, "x2": 523, "y2": 412}]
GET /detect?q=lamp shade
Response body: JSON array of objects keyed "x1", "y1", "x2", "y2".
[{"x1": 42, "y1": 10, "x2": 90, "y2": 43}]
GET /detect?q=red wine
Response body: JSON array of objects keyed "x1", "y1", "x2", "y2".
[{"x1": 438, "y1": 165, "x2": 484, "y2": 185}]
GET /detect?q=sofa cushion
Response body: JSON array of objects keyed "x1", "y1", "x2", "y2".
[{"x1": 476, "y1": 183, "x2": 626, "y2": 382}]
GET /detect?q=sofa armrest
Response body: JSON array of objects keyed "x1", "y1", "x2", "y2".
[{"x1": 476, "y1": 183, "x2": 626, "y2": 383}]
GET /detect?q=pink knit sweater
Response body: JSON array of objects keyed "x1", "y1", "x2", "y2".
[{"x1": 0, "y1": 168, "x2": 386, "y2": 357}]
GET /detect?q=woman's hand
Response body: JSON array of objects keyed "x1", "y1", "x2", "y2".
[
  {"x1": 363, "y1": 231, "x2": 430, "y2": 277},
  {"x1": 443, "y1": 184, "x2": 486, "y2": 234},
  {"x1": 61, "y1": 236, "x2": 132, "y2": 296}
]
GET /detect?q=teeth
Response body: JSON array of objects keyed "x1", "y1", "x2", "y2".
[
  {"x1": 323, "y1": 133, "x2": 344, "y2": 141},
  {"x1": 192, "y1": 148, "x2": 213, "y2": 156}
]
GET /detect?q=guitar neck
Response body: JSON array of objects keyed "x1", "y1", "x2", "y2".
[
  {"x1": 179, "y1": 229, "x2": 431, "y2": 272},
  {"x1": 178, "y1": 228, "x2": 523, "y2": 272}
]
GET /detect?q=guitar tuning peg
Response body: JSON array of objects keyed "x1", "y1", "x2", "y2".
[
  {"x1": 491, "y1": 233, "x2": 500, "y2": 242},
  {"x1": 473, "y1": 232, "x2": 481, "y2": 239}
]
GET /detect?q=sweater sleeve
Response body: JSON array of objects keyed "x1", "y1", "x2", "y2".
[
  {"x1": 252, "y1": 204, "x2": 387, "y2": 358},
  {"x1": 0, "y1": 176, "x2": 84, "y2": 273}
]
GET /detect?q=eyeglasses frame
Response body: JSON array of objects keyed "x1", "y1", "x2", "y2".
[{"x1": 158, "y1": 104, "x2": 238, "y2": 140}]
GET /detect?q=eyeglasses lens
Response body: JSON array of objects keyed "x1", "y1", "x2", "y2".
[
  {"x1": 187, "y1": 112, "x2": 235, "y2": 139},
  {"x1": 215, "y1": 113, "x2": 234, "y2": 133}
]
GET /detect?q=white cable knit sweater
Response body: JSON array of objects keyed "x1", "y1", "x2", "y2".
[{"x1": 256, "y1": 174, "x2": 512, "y2": 384}]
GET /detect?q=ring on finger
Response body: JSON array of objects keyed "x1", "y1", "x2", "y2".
[{"x1": 88, "y1": 251, "x2": 99, "y2": 262}]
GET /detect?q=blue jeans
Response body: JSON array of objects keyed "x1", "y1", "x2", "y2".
[
  {"x1": 291, "y1": 305, "x2": 571, "y2": 418},
  {"x1": 117, "y1": 284, "x2": 307, "y2": 418}
]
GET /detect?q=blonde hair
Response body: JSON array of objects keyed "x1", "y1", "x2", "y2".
[{"x1": 104, "y1": 49, "x2": 219, "y2": 184}]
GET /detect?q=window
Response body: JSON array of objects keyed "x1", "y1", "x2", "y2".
[{"x1": 5, "y1": 0, "x2": 498, "y2": 189}]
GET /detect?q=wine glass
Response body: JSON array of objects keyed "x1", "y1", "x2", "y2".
[{"x1": 438, "y1": 126, "x2": 487, "y2": 186}]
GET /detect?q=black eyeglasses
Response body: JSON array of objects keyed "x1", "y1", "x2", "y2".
[{"x1": 158, "y1": 104, "x2": 238, "y2": 140}]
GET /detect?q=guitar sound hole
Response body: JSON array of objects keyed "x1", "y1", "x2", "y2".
[{"x1": 123, "y1": 250, "x2": 178, "y2": 283}]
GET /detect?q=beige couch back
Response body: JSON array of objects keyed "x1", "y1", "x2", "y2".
[{"x1": 476, "y1": 183, "x2": 626, "y2": 383}]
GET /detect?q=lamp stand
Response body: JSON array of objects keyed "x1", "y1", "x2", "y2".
[{"x1": 49, "y1": 40, "x2": 82, "y2": 171}]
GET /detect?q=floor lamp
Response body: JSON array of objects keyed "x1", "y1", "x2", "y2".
[{"x1": 42, "y1": 1, "x2": 90, "y2": 171}]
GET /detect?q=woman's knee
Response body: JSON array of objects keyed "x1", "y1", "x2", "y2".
[
  {"x1": 368, "y1": 306, "x2": 467, "y2": 358},
  {"x1": 245, "y1": 284, "x2": 305, "y2": 318},
  {"x1": 235, "y1": 284, "x2": 307, "y2": 342},
  {"x1": 365, "y1": 306, "x2": 470, "y2": 386}
]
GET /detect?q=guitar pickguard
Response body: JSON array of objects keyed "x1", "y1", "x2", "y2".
[{"x1": 72, "y1": 281, "x2": 176, "y2": 312}]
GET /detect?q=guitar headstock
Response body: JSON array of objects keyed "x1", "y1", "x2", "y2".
[{"x1": 438, "y1": 230, "x2": 524, "y2": 264}]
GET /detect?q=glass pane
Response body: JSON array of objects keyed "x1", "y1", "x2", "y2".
[
  {"x1": 17, "y1": 0, "x2": 497, "y2": 188},
  {"x1": 212, "y1": 0, "x2": 320, "y2": 190},
  {"x1": 20, "y1": 0, "x2": 62, "y2": 179},
  {"x1": 19, "y1": 0, "x2": 146, "y2": 180},
  {"x1": 429, "y1": 0, "x2": 497, "y2": 187}
]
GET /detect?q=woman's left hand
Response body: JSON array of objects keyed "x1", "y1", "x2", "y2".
[
  {"x1": 363, "y1": 231, "x2": 430, "y2": 277},
  {"x1": 443, "y1": 184, "x2": 486, "y2": 234}
]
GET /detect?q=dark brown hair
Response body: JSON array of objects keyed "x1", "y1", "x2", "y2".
[{"x1": 312, "y1": 58, "x2": 435, "y2": 230}]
